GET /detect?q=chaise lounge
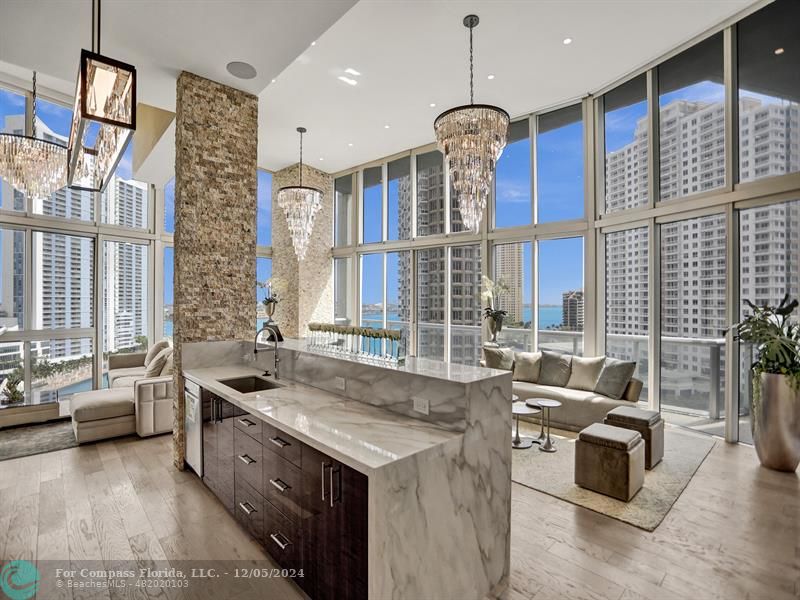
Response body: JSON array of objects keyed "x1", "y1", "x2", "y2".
[{"x1": 70, "y1": 340, "x2": 174, "y2": 443}]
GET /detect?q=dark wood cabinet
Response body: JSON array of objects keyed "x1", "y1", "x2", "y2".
[
  {"x1": 200, "y1": 389, "x2": 367, "y2": 600},
  {"x1": 302, "y1": 445, "x2": 368, "y2": 600},
  {"x1": 202, "y1": 393, "x2": 240, "y2": 513}
]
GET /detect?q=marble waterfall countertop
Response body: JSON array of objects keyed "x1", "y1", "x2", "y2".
[
  {"x1": 278, "y1": 337, "x2": 509, "y2": 384},
  {"x1": 183, "y1": 365, "x2": 462, "y2": 475}
]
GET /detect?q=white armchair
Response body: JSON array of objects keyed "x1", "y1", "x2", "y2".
[{"x1": 134, "y1": 375, "x2": 174, "y2": 437}]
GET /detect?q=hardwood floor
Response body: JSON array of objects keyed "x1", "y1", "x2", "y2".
[{"x1": 0, "y1": 432, "x2": 797, "y2": 599}]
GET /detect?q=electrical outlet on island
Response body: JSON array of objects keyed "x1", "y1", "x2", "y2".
[{"x1": 413, "y1": 396, "x2": 430, "y2": 415}]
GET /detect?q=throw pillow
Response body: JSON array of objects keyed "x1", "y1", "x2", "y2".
[
  {"x1": 483, "y1": 347, "x2": 514, "y2": 371},
  {"x1": 566, "y1": 356, "x2": 605, "y2": 391},
  {"x1": 513, "y1": 352, "x2": 541, "y2": 383},
  {"x1": 144, "y1": 339, "x2": 170, "y2": 367},
  {"x1": 594, "y1": 358, "x2": 637, "y2": 399},
  {"x1": 145, "y1": 347, "x2": 172, "y2": 377},
  {"x1": 160, "y1": 351, "x2": 174, "y2": 377},
  {"x1": 537, "y1": 351, "x2": 572, "y2": 387}
]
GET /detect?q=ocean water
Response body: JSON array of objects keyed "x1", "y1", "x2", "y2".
[
  {"x1": 167, "y1": 306, "x2": 564, "y2": 337},
  {"x1": 362, "y1": 306, "x2": 563, "y2": 329}
]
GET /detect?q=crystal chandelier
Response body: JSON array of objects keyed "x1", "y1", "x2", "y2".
[
  {"x1": 434, "y1": 14, "x2": 509, "y2": 234},
  {"x1": 277, "y1": 127, "x2": 323, "y2": 261},
  {"x1": 67, "y1": 0, "x2": 136, "y2": 193},
  {"x1": 0, "y1": 71, "x2": 68, "y2": 200}
]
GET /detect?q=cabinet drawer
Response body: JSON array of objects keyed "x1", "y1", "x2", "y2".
[
  {"x1": 234, "y1": 413, "x2": 262, "y2": 440},
  {"x1": 262, "y1": 423, "x2": 301, "y2": 468},
  {"x1": 263, "y1": 499, "x2": 302, "y2": 571},
  {"x1": 262, "y1": 452, "x2": 303, "y2": 524},
  {"x1": 234, "y1": 428, "x2": 263, "y2": 493},
  {"x1": 234, "y1": 479, "x2": 263, "y2": 542}
]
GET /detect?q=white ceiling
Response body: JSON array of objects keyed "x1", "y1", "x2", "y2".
[
  {"x1": 1, "y1": 0, "x2": 757, "y2": 176},
  {"x1": 0, "y1": 0, "x2": 356, "y2": 111},
  {"x1": 258, "y1": 0, "x2": 755, "y2": 173}
]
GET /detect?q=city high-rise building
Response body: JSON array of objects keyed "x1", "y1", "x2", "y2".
[
  {"x1": 562, "y1": 290, "x2": 584, "y2": 331},
  {"x1": 605, "y1": 95, "x2": 799, "y2": 408},
  {"x1": 493, "y1": 243, "x2": 524, "y2": 324}
]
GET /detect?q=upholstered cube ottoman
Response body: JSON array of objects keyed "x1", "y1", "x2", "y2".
[
  {"x1": 70, "y1": 388, "x2": 136, "y2": 443},
  {"x1": 604, "y1": 406, "x2": 664, "y2": 469},
  {"x1": 575, "y1": 423, "x2": 644, "y2": 501}
]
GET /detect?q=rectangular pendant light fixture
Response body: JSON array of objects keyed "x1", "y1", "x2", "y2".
[{"x1": 67, "y1": 48, "x2": 137, "y2": 192}]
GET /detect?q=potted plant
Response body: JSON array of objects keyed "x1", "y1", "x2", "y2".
[
  {"x1": 729, "y1": 294, "x2": 800, "y2": 472},
  {"x1": 482, "y1": 276, "x2": 509, "y2": 343},
  {"x1": 257, "y1": 278, "x2": 281, "y2": 321},
  {"x1": 483, "y1": 307, "x2": 507, "y2": 343}
]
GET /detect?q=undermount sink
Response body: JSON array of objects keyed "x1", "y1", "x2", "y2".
[{"x1": 217, "y1": 376, "x2": 283, "y2": 394}]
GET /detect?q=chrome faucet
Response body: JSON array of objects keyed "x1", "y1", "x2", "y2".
[{"x1": 254, "y1": 323, "x2": 284, "y2": 379}]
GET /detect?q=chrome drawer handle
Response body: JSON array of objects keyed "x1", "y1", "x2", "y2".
[
  {"x1": 239, "y1": 501, "x2": 256, "y2": 515},
  {"x1": 269, "y1": 436, "x2": 289, "y2": 449},
  {"x1": 238, "y1": 454, "x2": 256, "y2": 465},
  {"x1": 269, "y1": 478, "x2": 290, "y2": 493},
  {"x1": 238, "y1": 418, "x2": 256, "y2": 427},
  {"x1": 270, "y1": 532, "x2": 291, "y2": 550}
]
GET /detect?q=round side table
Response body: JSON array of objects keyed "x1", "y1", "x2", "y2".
[
  {"x1": 511, "y1": 402, "x2": 540, "y2": 450},
  {"x1": 535, "y1": 399, "x2": 562, "y2": 453},
  {"x1": 525, "y1": 398, "x2": 547, "y2": 444}
]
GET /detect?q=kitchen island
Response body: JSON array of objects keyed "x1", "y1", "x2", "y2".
[{"x1": 182, "y1": 340, "x2": 512, "y2": 600}]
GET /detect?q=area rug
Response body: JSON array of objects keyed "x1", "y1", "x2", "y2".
[
  {"x1": 511, "y1": 425, "x2": 715, "y2": 531},
  {"x1": 0, "y1": 420, "x2": 77, "y2": 461}
]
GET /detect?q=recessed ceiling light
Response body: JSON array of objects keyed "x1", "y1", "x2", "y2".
[
  {"x1": 319, "y1": 157, "x2": 324, "y2": 161},
  {"x1": 337, "y1": 76, "x2": 358, "y2": 86},
  {"x1": 563, "y1": 37, "x2": 573, "y2": 45},
  {"x1": 774, "y1": 47, "x2": 785, "y2": 55},
  {"x1": 429, "y1": 102, "x2": 436, "y2": 107},
  {"x1": 487, "y1": 74, "x2": 495, "y2": 80},
  {"x1": 345, "y1": 67, "x2": 361, "y2": 76},
  {"x1": 226, "y1": 61, "x2": 257, "y2": 80},
  {"x1": 271, "y1": 78, "x2": 276, "y2": 83},
  {"x1": 311, "y1": 41, "x2": 317, "y2": 46},
  {"x1": 384, "y1": 124, "x2": 390, "y2": 129},
  {"x1": 348, "y1": 143, "x2": 353, "y2": 147}
]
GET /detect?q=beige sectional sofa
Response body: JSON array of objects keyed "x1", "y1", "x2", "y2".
[
  {"x1": 484, "y1": 347, "x2": 643, "y2": 432},
  {"x1": 70, "y1": 341, "x2": 174, "y2": 443}
]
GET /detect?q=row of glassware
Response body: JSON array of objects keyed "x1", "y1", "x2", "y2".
[{"x1": 306, "y1": 322, "x2": 406, "y2": 365}]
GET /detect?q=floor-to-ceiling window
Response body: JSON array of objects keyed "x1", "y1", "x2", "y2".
[
  {"x1": 495, "y1": 120, "x2": 531, "y2": 228},
  {"x1": 604, "y1": 227, "x2": 650, "y2": 401},
  {"x1": 737, "y1": 200, "x2": 800, "y2": 444},
  {"x1": 537, "y1": 105, "x2": 584, "y2": 222},
  {"x1": 538, "y1": 237, "x2": 585, "y2": 356},
  {"x1": 492, "y1": 242, "x2": 532, "y2": 352},
  {"x1": 737, "y1": 0, "x2": 800, "y2": 184},
  {"x1": 659, "y1": 214, "x2": 727, "y2": 434},
  {"x1": 604, "y1": 75, "x2": 649, "y2": 213},
  {"x1": 329, "y1": 0, "x2": 800, "y2": 444},
  {"x1": 0, "y1": 80, "x2": 155, "y2": 421}
]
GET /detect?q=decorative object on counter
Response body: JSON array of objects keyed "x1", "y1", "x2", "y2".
[
  {"x1": 67, "y1": 0, "x2": 137, "y2": 192},
  {"x1": 257, "y1": 277, "x2": 283, "y2": 322},
  {"x1": 728, "y1": 295, "x2": 800, "y2": 472},
  {"x1": 434, "y1": 14, "x2": 509, "y2": 234},
  {"x1": 482, "y1": 276, "x2": 509, "y2": 343},
  {"x1": 0, "y1": 71, "x2": 68, "y2": 200},
  {"x1": 277, "y1": 127, "x2": 323, "y2": 260},
  {"x1": 307, "y1": 322, "x2": 406, "y2": 366}
]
